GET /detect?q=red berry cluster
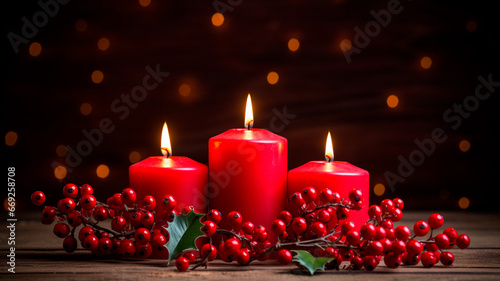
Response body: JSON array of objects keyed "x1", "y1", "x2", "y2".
[
  {"x1": 32, "y1": 184, "x2": 471, "y2": 273},
  {"x1": 31, "y1": 184, "x2": 181, "y2": 259}
]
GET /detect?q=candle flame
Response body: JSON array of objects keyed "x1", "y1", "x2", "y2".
[
  {"x1": 161, "y1": 122, "x2": 172, "y2": 157},
  {"x1": 244, "y1": 94, "x2": 254, "y2": 130},
  {"x1": 325, "y1": 131, "x2": 334, "y2": 162}
]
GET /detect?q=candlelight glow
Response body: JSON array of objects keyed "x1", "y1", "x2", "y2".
[
  {"x1": 245, "y1": 94, "x2": 254, "y2": 129},
  {"x1": 161, "y1": 122, "x2": 172, "y2": 157},
  {"x1": 325, "y1": 131, "x2": 334, "y2": 162}
]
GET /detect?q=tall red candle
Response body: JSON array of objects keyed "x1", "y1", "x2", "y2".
[
  {"x1": 208, "y1": 95, "x2": 287, "y2": 240},
  {"x1": 288, "y1": 132, "x2": 369, "y2": 232},
  {"x1": 129, "y1": 123, "x2": 208, "y2": 215}
]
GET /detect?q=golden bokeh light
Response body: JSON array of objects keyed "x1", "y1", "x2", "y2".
[
  {"x1": 96, "y1": 164, "x2": 110, "y2": 179},
  {"x1": 91, "y1": 70, "x2": 104, "y2": 84},
  {"x1": 179, "y1": 83, "x2": 191, "y2": 97},
  {"x1": 75, "y1": 19, "x2": 88, "y2": 32},
  {"x1": 420, "y1": 56, "x2": 432, "y2": 69},
  {"x1": 5, "y1": 131, "x2": 18, "y2": 146},
  {"x1": 97, "y1": 37, "x2": 110, "y2": 51},
  {"x1": 339, "y1": 39, "x2": 352, "y2": 52},
  {"x1": 458, "y1": 197, "x2": 470, "y2": 209},
  {"x1": 80, "y1": 102, "x2": 93, "y2": 115},
  {"x1": 288, "y1": 38, "x2": 300, "y2": 52},
  {"x1": 139, "y1": 0, "x2": 151, "y2": 7},
  {"x1": 373, "y1": 183, "x2": 385, "y2": 196},
  {"x1": 267, "y1": 71, "x2": 279, "y2": 85},
  {"x1": 129, "y1": 151, "x2": 142, "y2": 163},
  {"x1": 386, "y1": 94, "x2": 399, "y2": 108},
  {"x1": 56, "y1": 145, "x2": 68, "y2": 157},
  {"x1": 211, "y1": 13, "x2": 224, "y2": 27},
  {"x1": 54, "y1": 165, "x2": 67, "y2": 180},
  {"x1": 459, "y1": 139, "x2": 471, "y2": 152},
  {"x1": 29, "y1": 42, "x2": 42, "y2": 57}
]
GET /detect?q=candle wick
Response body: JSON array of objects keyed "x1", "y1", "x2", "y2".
[
  {"x1": 325, "y1": 155, "x2": 332, "y2": 162},
  {"x1": 245, "y1": 120, "x2": 254, "y2": 130}
]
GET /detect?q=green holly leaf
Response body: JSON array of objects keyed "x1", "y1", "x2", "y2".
[
  {"x1": 291, "y1": 250, "x2": 334, "y2": 275},
  {"x1": 164, "y1": 210, "x2": 205, "y2": 264}
]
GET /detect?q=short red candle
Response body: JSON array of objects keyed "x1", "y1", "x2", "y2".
[
  {"x1": 208, "y1": 95, "x2": 287, "y2": 240},
  {"x1": 287, "y1": 132, "x2": 369, "y2": 232}
]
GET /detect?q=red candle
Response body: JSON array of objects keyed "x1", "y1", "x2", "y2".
[
  {"x1": 287, "y1": 132, "x2": 369, "y2": 232},
  {"x1": 129, "y1": 122, "x2": 208, "y2": 215},
  {"x1": 208, "y1": 95, "x2": 287, "y2": 240}
]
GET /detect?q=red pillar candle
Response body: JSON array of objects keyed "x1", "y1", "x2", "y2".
[
  {"x1": 208, "y1": 95, "x2": 287, "y2": 240},
  {"x1": 287, "y1": 132, "x2": 369, "y2": 233},
  {"x1": 129, "y1": 122, "x2": 208, "y2": 215}
]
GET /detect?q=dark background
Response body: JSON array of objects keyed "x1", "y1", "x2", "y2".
[{"x1": 3, "y1": 0, "x2": 499, "y2": 213}]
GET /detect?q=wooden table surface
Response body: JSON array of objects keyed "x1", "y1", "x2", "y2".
[{"x1": 1, "y1": 211, "x2": 499, "y2": 280}]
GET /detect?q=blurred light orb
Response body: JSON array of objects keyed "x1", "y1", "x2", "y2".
[
  {"x1": 458, "y1": 197, "x2": 470, "y2": 209},
  {"x1": 386, "y1": 94, "x2": 399, "y2": 108},
  {"x1": 339, "y1": 39, "x2": 352, "y2": 52},
  {"x1": 139, "y1": 0, "x2": 151, "y2": 7},
  {"x1": 97, "y1": 37, "x2": 110, "y2": 51},
  {"x1": 459, "y1": 140, "x2": 471, "y2": 152},
  {"x1": 420, "y1": 56, "x2": 432, "y2": 69},
  {"x1": 267, "y1": 71, "x2": 279, "y2": 85},
  {"x1": 288, "y1": 38, "x2": 300, "y2": 52},
  {"x1": 56, "y1": 145, "x2": 68, "y2": 157},
  {"x1": 179, "y1": 83, "x2": 191, "y2": 97},
  {"x1": 54, "y1": 165, "x2": 67, "y2": 180},
  {"x1": 29, "y1": 42, "x2": 42, "y2": 57},
  {"x1": 96, "y1": 164, "x2": 110, "y2": 179},
  {"x1": 91, "y1": 70, "x2": 104, "y2": 84},
  {"x1": 80, "y1": 103, "x2": 93, "y2": 115},
  {"x1": 5, "y1": 131, "x2": 18, "y2": 146},
  {"x1": 129, "y1": 151, "x2": 142, "y2": 163},
  {"x1": 75, "y1": 19, "x2": 88, "y2": 32},
  {"x1": 212, "y1": 13, "x2": 224, "y2": 27},
  {"x1": 373, "y1": 183, "x2": 385, "y2": 196}
]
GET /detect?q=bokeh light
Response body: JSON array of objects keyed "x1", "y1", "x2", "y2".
[
  {"x1": 96, "y1": 164, "x2": 110, "y2": 178},
  {"x1": 91, "y1": 70, "x2": 104, "y2": 84},
  {"x1": 75, "y1": 19, "x2": 88, "y2": 32},
  {"x1": 56, "y1": 145, "x2": 68, "y2": 157},
  {"x1": 97, "y1": 37, "x2": 110, "y2": 51},
  {"x1": 29, "y1": 42, "x2": 42, "y2": 57},
  {"x1": 139, "y1": 0, "x2": 151, "y2": 7},
  {"x1": 267, "y1": 71, "x2": 279, "y2": 85},
  {"x1": 459, "y1": 140, "x2": 471, "y2": 152},
  {"x1": 129, "y1": 151, "x2": 142, "y2": 163},
  {"x1": 373, "y1": 183, "x2": 385, "y2": 196},
  {"x1": 54, "y1": 165, "x2": 67, "y2": 180},
  {"x1": 458, "y1": 197, "x2": 470, "y2": 209},
  {"x1": 5, "y1": 131, "x2": 18, "y2": 146},
  {"x1": 179, "y1": 83, "x2": 191, "y2": 97},
  {"x1": 339, "y1": 39, "x2": 352, "y2": 52},
  {"x1": 386, "y1": 95, "x2": 399, "y2": 108},
  {"x1": 420, "y1": 56, "x2": 432, "y2": 69},
  {"x1": 80, "y1": 103, "x2": 93, "y2": 115},
  {"x1": 211, "y1": 13, "x2": 224, "y2": 27},
  {"x1": 288, "y1": 38, "x2": 300, "y2": 52}
]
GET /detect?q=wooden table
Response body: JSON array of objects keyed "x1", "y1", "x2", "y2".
[{"x1": 2, "y1": 211, "x2": 499, "y2": 280}]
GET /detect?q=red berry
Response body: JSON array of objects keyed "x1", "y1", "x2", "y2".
[
  {"x1": 78, "y1": 226, "x2": 95, "y2": 242},
  {"x1": 62, "y1": 183, "x2": 78, "y2": 198},
  {"x1": 111, "y1": 193, "x2": 122, "y2": 207},
  {"x1": 134, "y1": 228, "x2": 151, "y2": 244},
  {"x1": 136, "y1": 242, "x2": 152, "y2": 258},
  {"x1": 374, "y1": 226, "x2": 387, "y2": 240},
  {"x1": 236, "y1": 248, "x2": 250, "y2": 265},
  {"x1": 98, "y1": 237, "x2": 112, "y2": 252},
  {"x1": 227, "y1": 211, "x2": 242, "y2": 227},
  {"x1": 346, "y1": 230, "x2": 361, "y2": 246},
  {"x1": 58, "y1": 198, "x2": 76, "y2": 213},
  {"x1": 111, "y1": 216, "x2": 127, "y2": 231},
  {"x1": 366, "y1": 241, "x2": 384, "y2": 256},
  {"x1": 141, "y1": 195, "x2": 156, "y2": 211},
  {"x1": 93, "y1": 206, "x2": 108, "y2": 221},
  {"x1": 393, "y1": 198, "x2": 404, "y2": 210},
  {"x1": 363, "y1": 256, "x2": 378, "y2": 271},
  {"x1": 83, "y1": 234, "x2": 99, "y2": 250},
  {"x1": 348, "y1": 189, "x2": 363, "y2": 203},
  {"x1": 53, "y1": 223, "x2": 70, "y2": 238},
  {"x1": 350, "y1": 256, "x2": 364, "y2": 270},
  {"x1": 390, "y1": 240, "x2": 407, "y2": 255},
  {"x1": 406, "y1": 239, "x2": 424, "y2": 256},
  {"x1": 428, "y1": 213, "x2": 444, "y2": 229},
  {"x1": 360, "y1": 223, "x2": 377, "y2": 240},
  {"x1": 241, "y1": 221, "x2": 255, "y2": 235},
  {"x1": 271, "y1": 219, "x2": 286, "y2": 235},
  {"x1": 42, "y1": 206, "x2": 57, "y2": 219},
  {"x1": 140, "y1": 211, "x2": 154, "y2": 228},
  {"x1": 161, "y1": 195, "x2": 177, "y2": 211},
  {"x1": 291, "y1": 217, "x2": 307, "y2": 234},
  {"x1": 200, "y1": 243, "x2": 217, "y2": 261},
  {"x1": 129, "y1": 211, "x2": 143, "y2": 227},
  {"x1": 319, "y1": 188, "x2": 334, "y2": 204},
  {"x1": 201, "y1": 220, "x2": 217, "y2": 237},
  {"x1": 368, "y1": 205, "x2": 382, "y2": 220},
  {"x1": 278, "y1": 210, "x2": 292, "y2": 224},
  {"x1": 384, "y1": 252, "x2": 402, "y2": 268},
  {"x1": 151, "y1": 234, "x2": 167, "y2": 251},
  {"x1": 206, "y1": 209, "x2": 222, "y2": 224},
  {"x1": 253, "y1": 225, "x2": 268, "y2": 242},
  {"x1": 63, "y1": 236, "x2": 77, "y2": 252},
  {"x1": 79, "y1": 184, "x2": 93, "y2": 195},
  {"x1": 121, "y1": 188, "x2": 137, "y2": 205},
  {"x1": 175, "y1": 256, "x2": 189, "y2": 271},
  {"x1": 224, "y1": 238, "x2": 242, "y2": 255},
  {"x1": 413, "y1": 220, "x2": 430, "y2": 237},
  {"x1": 181, "y1": 205, "x2": 195, "y2": 215},
  {"x1": 80, "y1": 195, "x2": 97, "y2": 210},
  {"x1": 337, "y1": 207, "x2": 350, "y2": 220},
  {"x1": 276, "y1": 249, "x2": 292, "y2": 265},
  {"x1": 434, "y1": 233, "x2": 450, "y2": 249},
  {"x1": 183, "y1": 251, "x2": 197, "y2": 263},
  {"x1": 302, "y1": 186, "x2": 317, "y2": 203},
  {"x1": 380, "y1": 199, "x2": 395, "y2": 213},
  {"x1": 119, "y1": 239, "x2": 136, "y2": 256},
  {"x1": 421, "y1": 251, "x2": 437, "y2": 267},
  {"x1": 310, "y1": 221, "x2": 327, "y2": 238},
  {"x1": 443, "y1": 227, "x2": 458, "y2": 244},
  {"x1": 317, "y1": 209, "x2": 331, "y2": 223},
  {"x1": 341, "y1": 221, "x2": 355, "y2": 236},
  {"x1": 456, "y1": 234, "x2": 470, "y2": 249},
  {"x1": 395, "y1": 225, "x2": 411, "y2": 241},
  {"x1": 288, "y1": 192, "x2": 305, "y2": 209},
  {"x1": 390, "y1": 208, "x2": 403, "y2": 222},
  {"x1": 440, "y1": 251, "x2": 455, "y2": 266}
]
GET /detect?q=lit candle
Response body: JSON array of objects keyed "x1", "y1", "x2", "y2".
[
  {"x1": 208, "y1": 94, "x2": 288, "y2": 241},
  {"x1": 129, "y1": 122, "x2": 208, "y2": 215},
  {"x1": 287, "y1": 131, "x2": 369, "y2": 231}
]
